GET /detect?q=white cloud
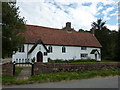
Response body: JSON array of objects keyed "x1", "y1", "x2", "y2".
[
  {"x1": 105, "y1": 7, "x2": 114, "y2": 13},
  {"x1": 106, "y1": 24, "x2": 118, "y2": 31},
  {"x1": 97, "y1": 6, "x2": 103, "y2": 11},
  {"x1": 110, "y1": 11, "x2": 118, "y2": 16},
  {"x1": 16, "y1": 0, "x2": 117, "y2": 31},
  {"x1": 102, "y1": 7, "x2": 115, "y2": 21}
]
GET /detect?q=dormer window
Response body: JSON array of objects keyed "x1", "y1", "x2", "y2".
[
  {"x1": 48, "y1": 46, "x2": 52, "y2": 53},
  {"x1": 62, "y1": 46, "x2": 66, "y2": 53}
]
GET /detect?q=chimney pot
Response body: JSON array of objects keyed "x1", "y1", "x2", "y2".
[{"x1": 66, "y1": 22, "x2": 71, "y2": 31}]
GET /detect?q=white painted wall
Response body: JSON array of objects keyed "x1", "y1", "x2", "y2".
[
  {"x1": 45, "y1": 45, "x2": 101, "y2": 61},
  {"x1": 12, "y1": 44, "x2": 101, "y2": 63}
]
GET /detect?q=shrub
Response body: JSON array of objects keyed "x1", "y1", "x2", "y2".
[{"x1": 48, "y1": 59, "x2": 97, "y2": 63}]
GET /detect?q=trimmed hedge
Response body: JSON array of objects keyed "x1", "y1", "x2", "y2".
[{"x1": 48, "y1": 58, "x2": 97, "y2": 63}]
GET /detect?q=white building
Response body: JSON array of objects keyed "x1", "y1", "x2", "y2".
[{"x1": 12, "y1": 22, "x2": 102, "y2": 63}]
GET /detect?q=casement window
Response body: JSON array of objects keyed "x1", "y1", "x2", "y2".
[
  {"x1": 16, "y1": 59, "x2": 18, "y2": 63},
  {"x1": 44, "y1": 52, "x2": 47, "y2": 56},
  {"x1": 81, "y1": 47, "x2": 87, "y2": 50},
  {"x1": 62, "y1": 46, "x2": 66, "y2": 53},
  {"x1": 48, "y1": 46, "x2": 52, "y2": 53},
  {"x1": 81, "y1": 54, "x2": 88, "y2": 58},
  {"x1": 18, "y1": 46, "x2": 24, "y2": 52},
  {"x1": 21, "y1": 46, "x2": 24, "y2": 52}
]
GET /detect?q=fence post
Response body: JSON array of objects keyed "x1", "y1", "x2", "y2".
[
  {"x1": 13, "y1": 61, "x2": 16, "y2": 76},
  {"x1": 31, "y1": 60, "x2": 34, "y2": 76}
]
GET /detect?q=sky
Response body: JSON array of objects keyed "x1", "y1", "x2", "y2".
[{"x1": 16, "y1": 0, "x2": 120, "y2": 31}]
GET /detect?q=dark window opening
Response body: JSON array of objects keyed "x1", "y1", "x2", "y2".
[
  {"x1": 22, "y1": 46, "x2": 24, "y2": 52},
  {"x1": 81, "y1": 47, "x2": 87, "y2": 50},
  {"x1": 62, "y1": 46, "x2": 66, "y2": 53},
  {"x1": 18, "y1": 46, "x2": 24, "y2": 52},
  {"x1": 48, "y1": 46, "x2": 52, "y2": 53},
  {"x1": 44, "y1": 52, "x2": 47, "y2": 56},
  {"x1": 81, "y1": 54, "x2": 88, "y2": 58}
]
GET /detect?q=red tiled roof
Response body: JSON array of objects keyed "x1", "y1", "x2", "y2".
[{"x1": 23, "y1": 25, "x2": 102, "y2": 48}]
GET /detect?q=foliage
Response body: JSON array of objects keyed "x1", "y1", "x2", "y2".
[
  {"x1": 78, "y1": 29, "x2": 90, "y2": 33},
  {"x1": 2, "y1": 2, "x2": 26, "y2": 58},
  {"x1": 48, "y1": 58, "x2": 97, "y2": 63},
  {"x1": 116, "y1": 29, "x2": 120, "y2": 61},
  {"x1": 91, "y1": 19, "x2": 119, "y2": 61},
  {"x1": 29, "y1": 69, "x2": 120, "y2": 83},
  {"x1": 2, "y1": 75, "x2": 28, "y2": 85},
  {"x1": 91, "y1": 18, "x2": 106, "y2": 30},
  {"x1": 2, "y1": 67, "x2": 120, "y2": 85},
  {"x1": 15, "y1": 67, "x2": 23, "y2": 76},
  {"x1": 2, "y1": 67, "x2": 24, "y2": 85},
  {"x1": 78, "y1": 19, "x2": 119, "y2": 61}
]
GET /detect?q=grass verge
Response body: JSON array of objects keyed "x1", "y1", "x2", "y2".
[
  {"x1": 2, "y1": 69, "x2": 120, "y2": 85},
  {"x1": 2, "y1": 67, "x2": 28, "y2": 85},
  {"x1": 29, "y1": 69, "x2": 120, "y2": 83}
]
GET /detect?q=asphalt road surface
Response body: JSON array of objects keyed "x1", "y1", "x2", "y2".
[{"x1": 3, "y1": 76, "x2": 119, "y2": 88}]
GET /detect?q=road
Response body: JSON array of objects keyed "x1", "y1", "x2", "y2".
[{"x1": 3, "y1": 76, "x2": 119, "y2": 88}]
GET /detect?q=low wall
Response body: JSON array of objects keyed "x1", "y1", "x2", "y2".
[
  {"x1": 34, "y1": 62, "x2": 120, "y2": 75},
  {"x1": 2, "y1": 63, "x2": 13, "y2": 76}
]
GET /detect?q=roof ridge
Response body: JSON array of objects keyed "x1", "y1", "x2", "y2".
[
  {"x1": 26, "y1": 24, "x2": 63, "y2": 31},
  {"x1": 26, "y1": 24, "x2": 88, "y2": 33}
]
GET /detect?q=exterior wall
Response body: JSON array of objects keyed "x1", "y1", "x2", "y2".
[
  {"x1": 46, "y1": 45, "x2": 101, "y2": 61},
  {"x1": 28, "y1": 44, "x2": 47, "y2": 62},
  {"x1": 12, "y1": 44, "x2": 28, "y2": 63},
  {"x1": 12, "y1": 44, "x2": 101, "y2": 63}
]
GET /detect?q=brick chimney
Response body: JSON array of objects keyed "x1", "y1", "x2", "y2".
[
  {"x1": 66, "y1": 22, "x2": 71, "y2": 31},
  {"x1": 90, "y1": 28, "x2": 95, "y2": 36}
]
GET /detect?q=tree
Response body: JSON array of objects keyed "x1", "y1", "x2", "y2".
[
  {"x1": 91, "y1": 19, "x2": 111, "y2": 60},
  {"x1": 78, "y1": 29, "x2": 90, "y2": 33},
  {"x1": 2, "y1": 2, "x2": 26, "y2": 58},
  {"x1": 91, "y1": 19, "x2": 119, "y2": 61},
  {"x1": 116, "y1": 29, "x2": 120, "y2": 61},
  {"x1": 79, "y1": 29, "x2": 85, "y2": 32},
  {"x1": 91, "y1": 19, "x2": 106, "y2": 30}
]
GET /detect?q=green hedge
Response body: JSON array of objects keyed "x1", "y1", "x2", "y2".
[{"x1": 48, "y1": 58, "x2": 97, "y2": 63}]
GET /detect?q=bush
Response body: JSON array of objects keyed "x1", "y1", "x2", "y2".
[{"x1": 48, "y1": 58, "x2": 97, "y2": 63}]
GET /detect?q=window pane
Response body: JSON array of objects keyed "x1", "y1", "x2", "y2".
[
  {"x1": 48, "y1": 46, "x2": 52, "y2": 53},
  {"x1": 22, "y1": 46, "x2": 24, "y2": 52},
  {"x1": 62, "y1": 46, "x2": 66, "y2": 53},
  {"x1": 81, "y1": 54, "x2": 88, "y2": 57},
  {"x1": 81, "y1": 47, "x2": 87, "y2": 50},
  {"x1": 44, "y1": 52, "x2": 47, "y2": 56}
]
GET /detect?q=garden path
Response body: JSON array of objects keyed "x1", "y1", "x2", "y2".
[{"x1": 16, "y1": 66, "x2": 31, "y2": 80}]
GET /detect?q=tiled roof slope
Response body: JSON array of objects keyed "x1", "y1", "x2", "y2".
[{"x1": 23, "y1": 25, "x2": 102, "y2": 48}]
